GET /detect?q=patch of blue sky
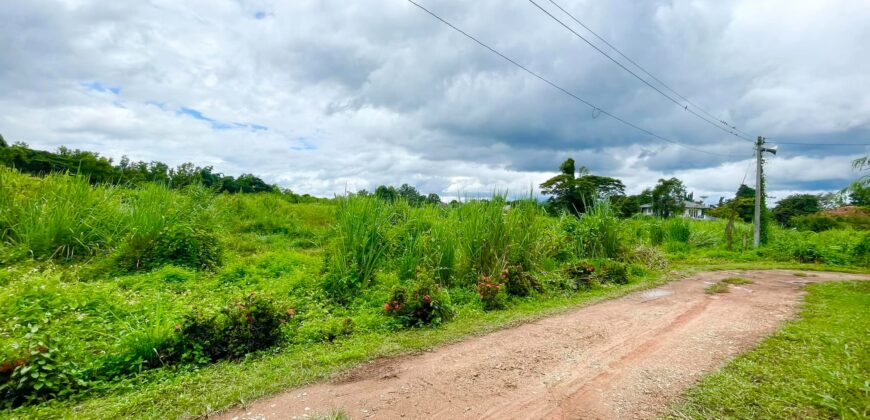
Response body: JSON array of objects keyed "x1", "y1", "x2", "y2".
[
  {"x1": 81, "y1": 81, "x2": 120, "y2": 94},
  {"x1": 254, "y1": 11, "x2": 268, "y2": 19},
  {"x1": 178, "y1": 107, "x2": 269, "y2": 132},
  {"x1": 291, "y1": 138, "x2": 317, "y2": 151}
]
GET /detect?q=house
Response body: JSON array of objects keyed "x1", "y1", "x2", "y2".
[{"x1": 639, "y1": 201, "x2": 711, "y2": 219}]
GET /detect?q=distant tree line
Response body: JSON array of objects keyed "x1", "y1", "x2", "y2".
[
  {"x1": 0, "y1": 133, "x2": 319, "y2": 201},
  {"x1": 540, "y1": 157, "x2": 869, "y2": 223},
  {"x1": 355, "y1": 183, "x2": 441, "y2": 205}
]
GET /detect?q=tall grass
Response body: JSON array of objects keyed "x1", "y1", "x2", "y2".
[
  {"x1": 569, "y1": 199, "x2": 623, "y2": 259},
  {"x1": 325, "y1": 195, "x2": 392, "y2": 296},
  {"x1": 455, "y1": 197, "x2": 510, "y2": 282},
  {"x1": 0, "y1": 168, "x2": 120, "y2": 260}
]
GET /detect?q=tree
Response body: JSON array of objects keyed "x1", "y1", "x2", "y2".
[
  {"x1": 610, "y1": 194, "x2": 641, "y2": 218},
  {"x1": 772, "y1": 194, "x2": 821, "y2": 226},
  {"x1": 647, "y1": 178, "x2": 687, "y2": 217},
  {"x1": 0, "y1": 133, "x2": 7, "y2": 148},
  {"x1": 374, "y1": 185, "x2": 398, "y2": 202},
  {"x1": 425, "y1": 193, "x2": 441, "y2": 204},
  {"x1": 540, "y1": 158, "x2": 625, "y2": 215}
]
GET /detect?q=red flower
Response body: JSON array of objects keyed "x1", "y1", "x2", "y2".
[
  {"x1": 383, "y1": 303, "x2": 391, "y2": 311},
  {"x1": 423, "y1": 295, "x2": 431, "y2": 304}
]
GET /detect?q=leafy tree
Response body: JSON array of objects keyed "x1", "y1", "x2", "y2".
[
  {"x1": 0, "y1": 133, "x2": 7, "y2": 148},
  {"x1": 849, "y1": 184, "x2": 870, "y2": 207},
  {"x1": 540, "y1": 158, "x2": 625, "y2": 215},
  {"x1": 644, "y1": 177, "x2": 687, "y2": 217},
  {"x1": 426, "y1": 193, "x2": 441, "y2": 204},
  {"x1": 397, "y1": 183, "x2": 423, "y2": 206},
  {"x1": 610, "y1": 194, "x2": 641, "y2": 218},
  {"x1": 772, "y1": 194, "x2": 821, "y2": 226},
  {"x1": 374, "y1": 185, "x2": 398, "y2": 202}
]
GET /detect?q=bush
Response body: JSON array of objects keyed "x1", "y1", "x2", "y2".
[
  {"x1": 565, "y1": 262, "x2": 597, "y2": 289},
  {"x1": 599, "y1": 260, "x2": 630, "y2": 285},
  {"x1": 297, "y1": 316, "x2": 355, "y2": 343},
  {"x1": 0, "y1": 339, "x2": 86, "y2": 408},
  {"x1": 173, "y1": 293, "x2": 288, "y2": 363},
  {"x1": 501, "y1": 265, "x2": 540, "y2": 297},
  {"x1": 117, "y1": 224, "x2": 221, "y2": 271},
  {"x1": 476, "y1": 275, "x2": 507, "y2": 310},
  {"x1": 384, "y1": 278, "x2": 453, "y2": 326},
  {"x1": 629, "y1": 245, "x2": 668, "y2": 270},
  {"x1": 792, "y1": 214, "x2": 839, "y2": 232}
]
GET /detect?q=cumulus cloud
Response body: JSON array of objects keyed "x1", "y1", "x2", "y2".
[{"x1": 1, "y1": 0, "x2": 868, "y2": 201}]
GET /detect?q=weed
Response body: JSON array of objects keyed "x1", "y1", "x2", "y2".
[
  {"x1": 704, "y1": 283, "x2": 729, "y2": 294},
  {"x1": 721, "y1": 277, "x2": 753, "y2": 285}
]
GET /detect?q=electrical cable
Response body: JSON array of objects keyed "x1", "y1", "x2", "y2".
[
  {"x1": 528, "y1": 0, "x2": 755, "y2": 143},
  {"x1": 406, "y1": 0, "x2": 746, "y2": 158}
]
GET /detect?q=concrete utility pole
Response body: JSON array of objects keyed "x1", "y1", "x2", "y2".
[{"x1": 754, "y1": 136, "x2": 777, "y2": 248}]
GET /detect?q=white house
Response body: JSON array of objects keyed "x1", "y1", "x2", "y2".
[{"x1": 639, "y1": 201, "x2": 711, "y2": 219}]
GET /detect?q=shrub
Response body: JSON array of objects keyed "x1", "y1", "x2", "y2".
[
  {"x1": 476, "y1": 275, "x2": 507, "y2": 310},
  {"x1": 565, "y1": 262, "x2": 596, "y2": 289},
  {"x1": 384, "y1": 278, "x2": 453, "y2": 326},
  {"x1": 117, "y1": 224, "x2": 221, "y2": 271},
  {"x1": 792, "y1": 214, "x2": 839, "y2": 232},
  {"x1": 297, "y1": 317, "x2": 355, "y2": 342},
  {"x1": 501, "y1": 264, "x2": 540, "y2": 297},
  {"x1": 174, "y1": 293, "x2": 288, "y2": 363},
  {"x1": 599, "y1": 260, "x2": 629, "y2": 285},
  {"x1": 0, "y1": 339, "x2": 86, "y2": 408},
  {"x1": 630, "y1": 245, "x2": 668, "y2": 270}
]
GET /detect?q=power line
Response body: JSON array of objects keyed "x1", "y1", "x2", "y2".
[
  {"x1": 529, "y1": 0, "x2": 756, "y2": 143},
  {"x1": 769, "y1": 141, "x2": 870, "y2": 146},
  {"x1": 546, "y1": 0, "x2": 755, "y2": 141},
  {"x1": 406, "y1": 0, "x2": 744, "y2": 158}
]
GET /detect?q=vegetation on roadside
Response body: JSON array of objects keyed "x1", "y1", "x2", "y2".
[
  {"x1": 670, "y1": 281, "x2": 869, "y2": 419},
  {"x1": 1, "y1": 152, "x2": 868, "y2": 418}
]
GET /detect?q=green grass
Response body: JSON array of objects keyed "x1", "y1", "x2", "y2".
[
  {"x1": 704, "y1": 282, "x2": 730, "y2": 294},
  {"x1": 1, "y1": 167, "x2": 868, "y2": 419},
  {"x1": 6, "y1": 271, "x2": 675, "y2": 419},
  {"x1": 721, "y1": 276, "x2": 753, "y2": 285},
  {"x1": 670, "y1": 281, "x2": 870, "y2": 419}
]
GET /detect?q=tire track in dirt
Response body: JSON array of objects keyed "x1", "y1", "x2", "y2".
[{"x1": 218, "y1": 270, "x2": 869, "y2": 420}]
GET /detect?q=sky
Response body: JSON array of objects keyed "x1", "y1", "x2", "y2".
[{"x1": 1, "y1": 0, "x2": 869, "y2": 203}]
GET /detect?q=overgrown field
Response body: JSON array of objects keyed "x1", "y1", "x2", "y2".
[
  {"x1": 670, "y1": 281, "x2": 869, "y2": 419},
  {"x1": 1, "y1": 167, "x2": 868, "y2": 418}
]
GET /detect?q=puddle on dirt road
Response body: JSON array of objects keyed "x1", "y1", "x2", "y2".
[{"x1": 640, "y1": 288, "x2": 673, "y2": 300}]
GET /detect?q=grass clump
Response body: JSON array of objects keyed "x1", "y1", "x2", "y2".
[
  {"x1": 704, "y1": 282, "x2": 730, "y2": 294},
  {"x1": 721, "y1": 277, "x2": 753, "y2": 285},
  {"x1": 671, "y1": 281, "x2": 870, "y2": 419}
]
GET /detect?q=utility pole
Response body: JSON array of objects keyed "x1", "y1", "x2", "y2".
[
  {"x1": 754, "y1": 136, "x2": 763, "y2": 247},
  {"x1": 754, "y1": 136, "x2": 777, "y2": 248}
]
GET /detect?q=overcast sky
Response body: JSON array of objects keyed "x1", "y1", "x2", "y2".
[{"x1": 2, "y1": 0, "x2": 868, "y2": 202}]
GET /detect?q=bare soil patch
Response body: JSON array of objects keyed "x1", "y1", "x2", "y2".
[{"x1": 219, "y1": 270, "x2": 869, "y2": 420}]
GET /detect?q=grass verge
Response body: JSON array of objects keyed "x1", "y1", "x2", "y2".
[
  {"x1": 6, "y1": 271, "x2": 679, "y2": 419},
  {"x1": 669, "y1": 281, "x2": 870, "y2": 419}
]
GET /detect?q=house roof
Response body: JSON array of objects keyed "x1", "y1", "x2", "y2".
[{"x1": 639, "y1": 201, "x2": 708, "y2": 209}]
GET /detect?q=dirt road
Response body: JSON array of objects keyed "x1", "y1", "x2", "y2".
[{"x1": 219, "y1": 270, "x2": 869, "y2": 420}]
